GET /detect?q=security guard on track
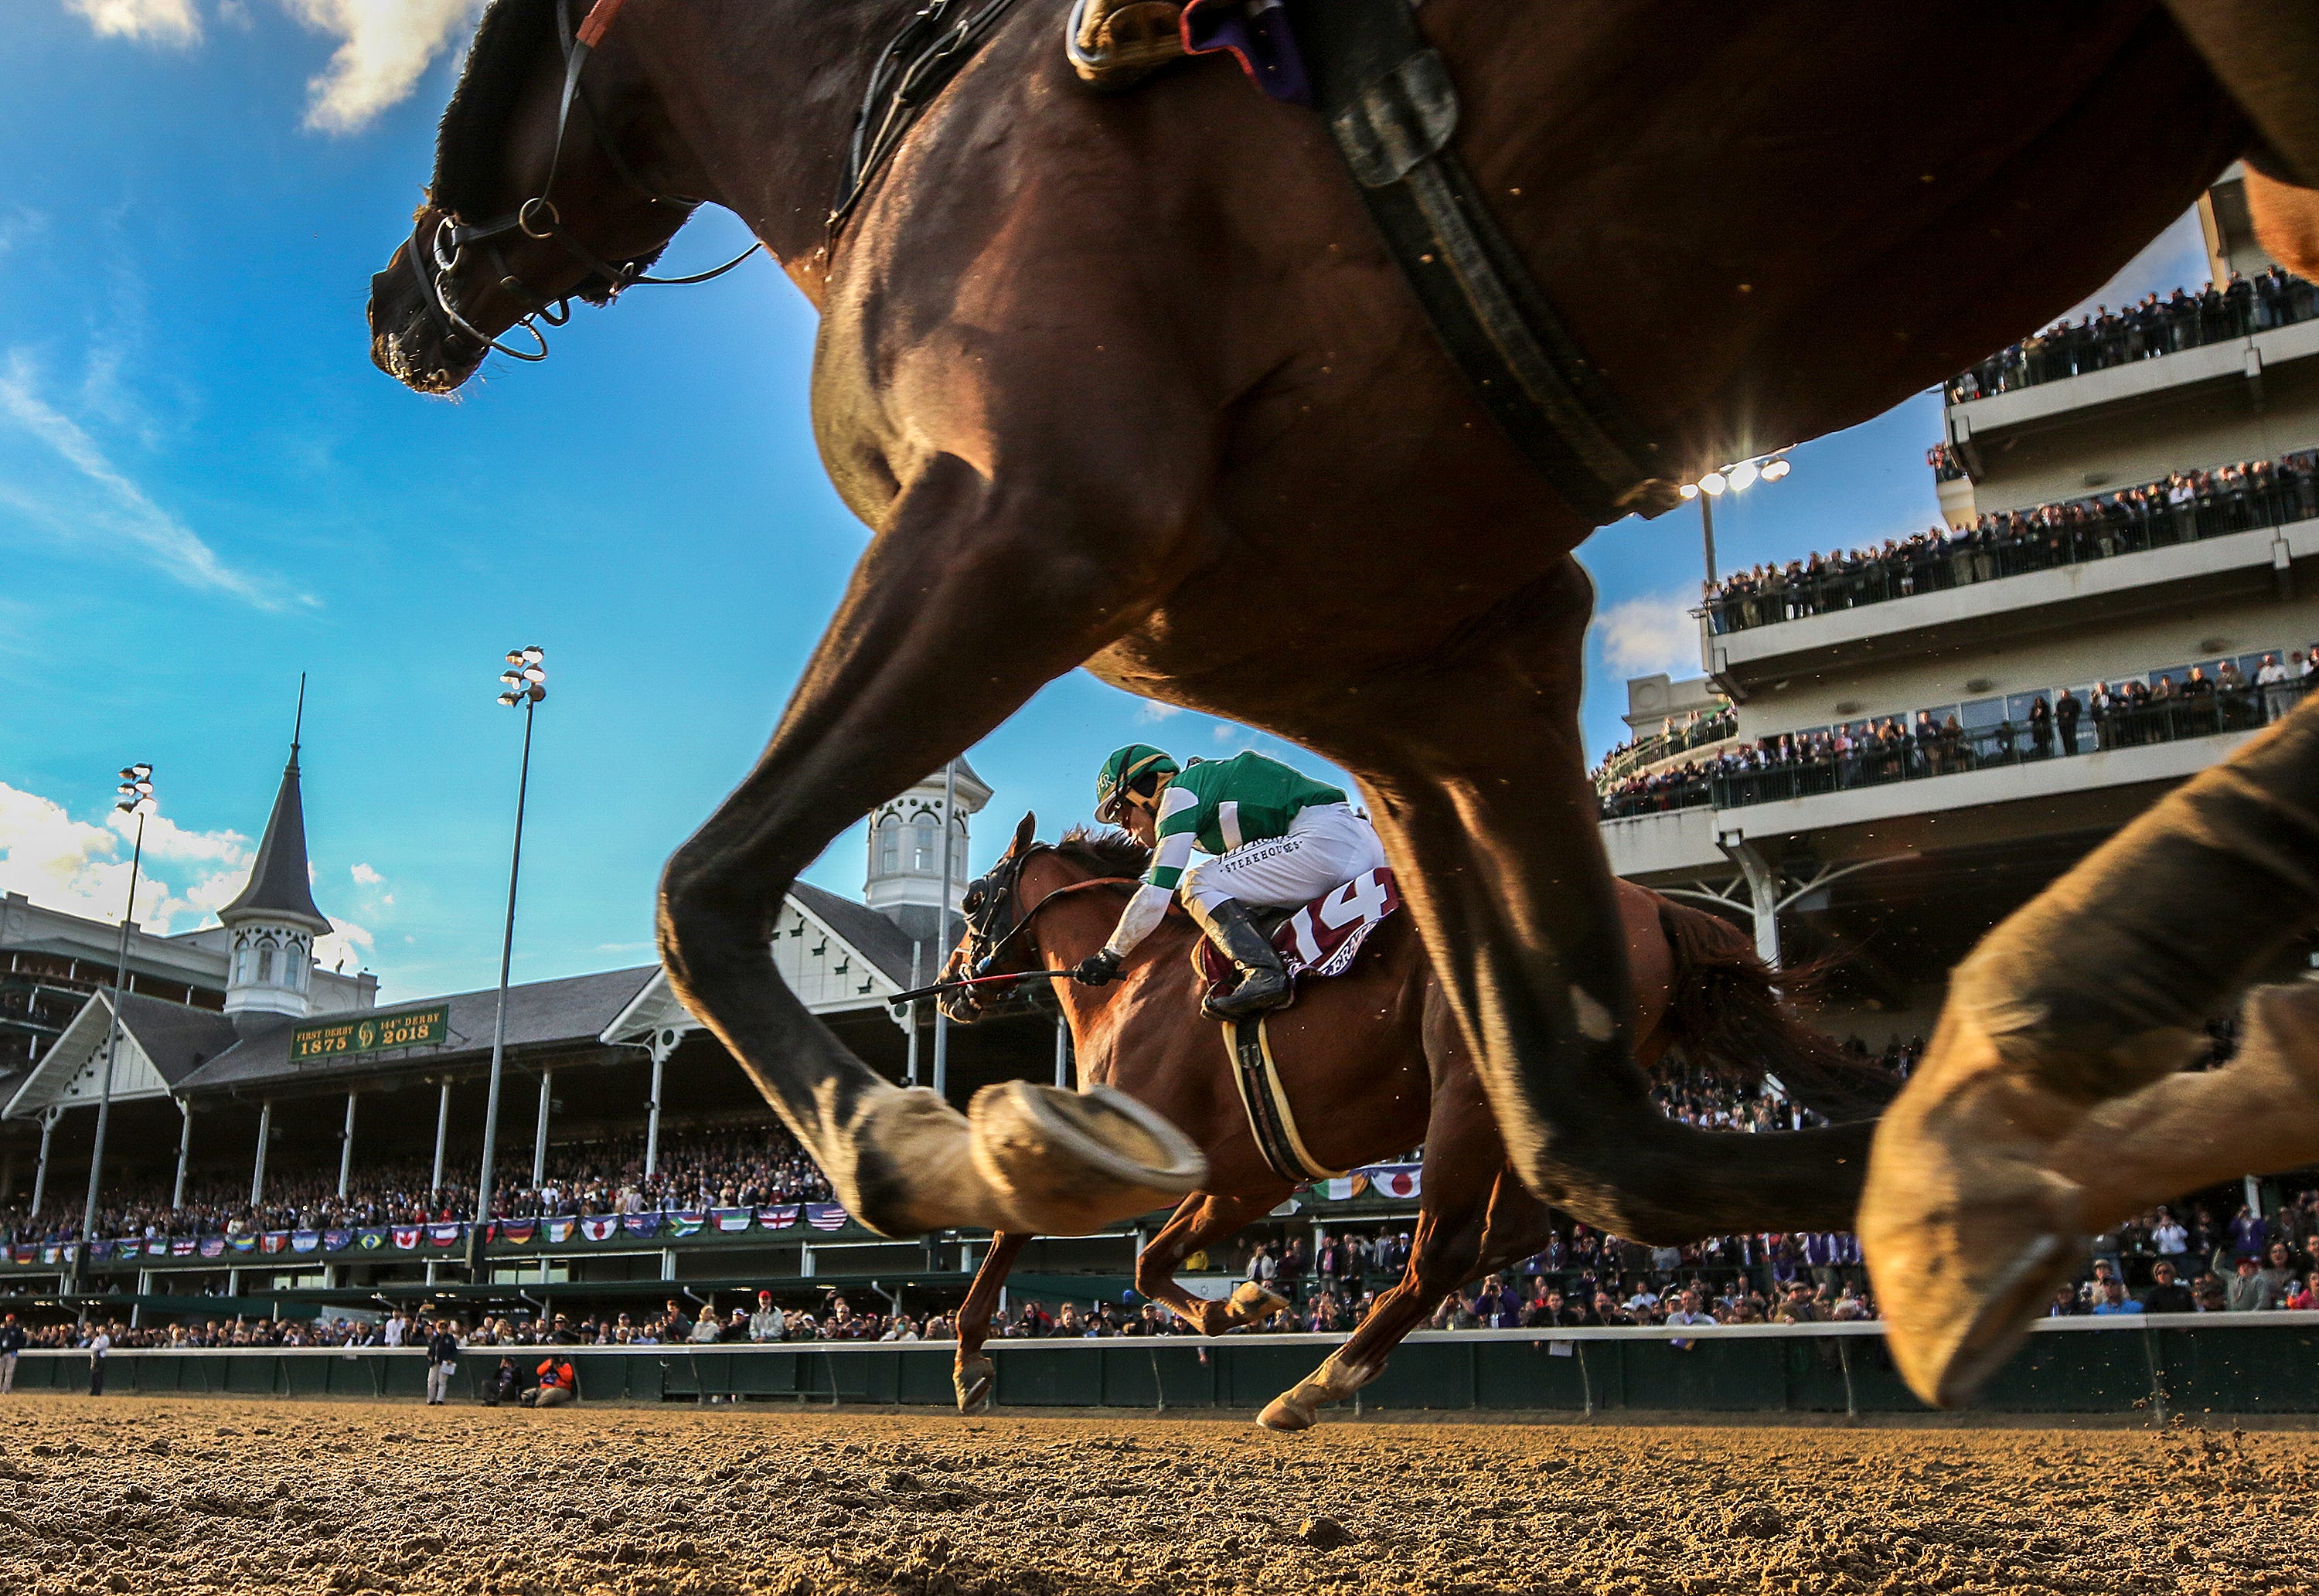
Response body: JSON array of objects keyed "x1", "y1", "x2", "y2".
[{"x1": 1076, "y1": 744, "x2": 1387, "y2": 1019}]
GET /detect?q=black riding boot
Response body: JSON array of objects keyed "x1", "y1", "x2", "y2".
[{"x1": 1188, "y1": 897, "x2": 1291, "y2": 1021}]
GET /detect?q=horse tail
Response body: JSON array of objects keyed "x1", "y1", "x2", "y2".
[{"x1": 1653, "y1": 897, "x2": 1899, "y2": 1124}]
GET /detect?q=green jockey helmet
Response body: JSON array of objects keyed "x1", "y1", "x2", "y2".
[{"x1": 1095, "y1": 744, "x2": 1180, "y2": 824}]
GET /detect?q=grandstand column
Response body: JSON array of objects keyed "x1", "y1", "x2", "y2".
[
  {"x1": 1054, "y1": 1013, "x2": 1070, "y2": 1089},
  {"x1": 430, "y1": 1080, "x2": 450, "y2": 1193},
  {"x1": 338, "y1": 1091, "x2": 358, "y2": 1198},
  {"x1": 1716, "y1": 833, "x2": 1784, "y2": 968},
  {"x1": 171, "y1": 1098, "x2": 192, "y2": 1210},
  {"x1": 932, "y1": 760, "x2": 959, "y2": 1101},
  {"x1": 250, "y1": 1101, "x2": 272, "y2": 1205},
  {"x1": 29, "y1": 1107, "x2": 58, "y2": 1217},
  {"x1": 646, "y1": 1029, "x2": 676, "y2": 1176},
  {"x1": 532, "y1": 1070, "x2": 552, "y2": 1188}
]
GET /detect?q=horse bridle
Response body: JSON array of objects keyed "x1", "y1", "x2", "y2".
[
  {"x1": 410, "y1": 0, "x2": 761, "y2": 363},
  {"x1": 955, "y1": 847, "x2": 1133, "y2": 995}
]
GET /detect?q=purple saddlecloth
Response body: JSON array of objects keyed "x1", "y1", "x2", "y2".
[{"x1": 1183, "y1": 0, "x2": 1309, "y2": 104}]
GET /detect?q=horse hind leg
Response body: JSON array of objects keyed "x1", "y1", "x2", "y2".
[
  {"x1": 1259, "y1": 1124, "x2": 1515, "y2": 1433},
  {"x1": 1134, "y1": 1192, "x2": 1292, "y2": 1335},
  {"x1": 657, "y1": 451, "x2": 1211, "y2": 1239},
  {"x1": 952, "y1": 1231, "x2": 1030, "y2": 1414}
]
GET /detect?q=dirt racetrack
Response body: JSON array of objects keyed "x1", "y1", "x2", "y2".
[{"x1": 0, "y1": 1396, "x2": 2307, "y2": 1595}]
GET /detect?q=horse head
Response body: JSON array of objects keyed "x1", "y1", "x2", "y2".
[
  {"x1": 940, "y1": 813, "x2": 1149, "y2": 1023},
  {"x1": 940, "y1": 812, "x2": 1044, "y2": 1024},
  {"x1": 366, "y1": 0, "x2": 703, "y2": 394}
]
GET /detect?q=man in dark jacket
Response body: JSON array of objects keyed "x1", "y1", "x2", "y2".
[
  {"x1": 0, "y1": 1313, "x2": 25, "y2": 1394},
  {"x1": 424, "y1": 1317, "x2": 461, "y2": 1406}
]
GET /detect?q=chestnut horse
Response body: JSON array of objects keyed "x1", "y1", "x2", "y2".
[
  {"x1": 938, "y1": 816, "x2": 1880, "y2": 1429},
  {"x1": 366, "y1": 2, "x2": 2319, "y2": 1348}
]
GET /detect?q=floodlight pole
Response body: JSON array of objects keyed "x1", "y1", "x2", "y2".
[
  {"x1": 79, "y1": 796, "x2": 148, "y2": 1278},
  {"x1": 475, "y1": 682, "x2": 540, "y2": 1278}
]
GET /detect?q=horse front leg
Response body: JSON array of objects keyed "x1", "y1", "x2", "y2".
[
  {"x1": 952, "y1": 1230, "x2": 1030, "y2": 1414},
  {"x1": 1862, "y1": 699, "x2": 2319, "y2": 1407},
  {"x1": 1134, "y1": 1191, "x2": 1294, "y2": 1334},
  {"x1": 1313, "y1": 560, "x2": 1873, "y2": 1242},
  {"x1": 658, "y1": 451, "x2": 1209, "y2": 1239}
]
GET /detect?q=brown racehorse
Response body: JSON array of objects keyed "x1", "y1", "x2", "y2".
[
  {"x1": 938, "y1": 815, "x2": 1880, "y2": 1429},
  {"x1": 366, "y1": 2, "x2": 2319, "y2": 1275}
]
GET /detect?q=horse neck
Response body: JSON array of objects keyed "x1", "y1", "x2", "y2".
[
  {"x1": 638, "y1": 0, "x2": 924, "y2": 292},
  {"x1": 1016, "y1": 862, "x2": 1132, "y2": 975},
  {"x1": 1016, "y1": 859, "x2": 1160, "y2": 1063}
]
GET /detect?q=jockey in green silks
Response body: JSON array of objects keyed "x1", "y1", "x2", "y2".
[{"x1": 1074, "y1": 744, "x2": 1388, "y2": 1021}]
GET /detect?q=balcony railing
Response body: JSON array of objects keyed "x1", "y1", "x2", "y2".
[
  {"x1": 1702, "y1": 455, "x2": 2319, "y2": 637},
  {"x1": 1592, "y1": 708, "x2": 1738, "y2": 788},
  {"x1": 1944, "y1": 270, "x2": 2319, "y2": 403},
  {"x1": 1599, "y1": 679, "x2": 2309, "y2": 820}
]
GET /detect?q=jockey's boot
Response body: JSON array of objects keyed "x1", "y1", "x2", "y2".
[
  {"x1": 1188, "y1": 897, "x2": 1291, "y2": 1021},
  {"x1": 1066, "y1": 0, "x2": 1187, "y2": 92}
]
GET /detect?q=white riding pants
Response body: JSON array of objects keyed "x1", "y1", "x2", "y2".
[{"x1": 1179, "y1": 803, "x2": 1386, "y2": 912}]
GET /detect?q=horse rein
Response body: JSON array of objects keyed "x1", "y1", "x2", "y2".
[
  {"x1": 829, "y1": 0, "x2": 1024, "y2": 236},
  {"x1": 410, "y1": 0, "x2": 762, "y2": 364}
]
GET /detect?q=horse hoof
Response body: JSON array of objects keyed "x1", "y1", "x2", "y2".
[
  {"x1": 1257, "y1": 1394, "x2": 1318, "y2": 1432},
  {"x1": 954, "y1": 1353, "x2": 993, "y2": 1414},
  {"x1": 969, "y1": 1081, "x2": 1206, "y2": 1235},
  {"x1": 954, "y1": 1357, "x2": 994, "y2": 1415},
  {"x1": 1862, "y1": 1069, "x2": 2087, "y2": 1407},
  {"x1": 1226, "y1": 1282, "x2": 1290, "y2": 1325}
]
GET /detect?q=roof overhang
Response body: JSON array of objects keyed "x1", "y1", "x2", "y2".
[{"x1": 4, "y1": 993, "x2": 178, "y2": 1119}]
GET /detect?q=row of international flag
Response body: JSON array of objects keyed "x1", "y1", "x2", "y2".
[{"x1": 15, "y1": 1203, "x2": 854, "y2": 1266}]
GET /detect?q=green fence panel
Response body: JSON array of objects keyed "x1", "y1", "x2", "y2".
[
  {"x1": 1471, "y1": 1339, "x2": 1592, "y2": 1411},
  {"x1": 1606, "y1": 1339, "x2": 1783, "y2": 1412},
  {"x1": 899, "y1": 1349, "x2": 958, "y2": 1408},
  {"x1": 2159, "y1": 1323, "x2": 2319, "y2": 1415},
  {"x1": 1972, "y1": 1327, "x2": 2155, "y2": 1414},
  {"x1": 991, "y1": 1345, "x2": 1109, "y2": 1407}
]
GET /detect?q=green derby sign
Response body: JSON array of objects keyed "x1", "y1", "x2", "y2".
[{"x1": 290, "y1": 1005, "x2": 448, "y2": 1062}]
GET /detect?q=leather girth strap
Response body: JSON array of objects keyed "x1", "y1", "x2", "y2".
[
  {"x1": 1294, "y1": 0, "x2": 1680, "y2": 526},
  {"x1": 1224, "y1": 1017, "x2": 1348, "y2": 1185}
]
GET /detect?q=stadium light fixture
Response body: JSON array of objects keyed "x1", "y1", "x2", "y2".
[
  {"x1": 475, "y1": 645, "x2": 548, "y2": 1279},
  {"x1": 82, "y1": 760, "x2": 156, "y2": 1291},
  {"x1": 1688, "y1": 455, "x2": 1797, "y2": 586}
]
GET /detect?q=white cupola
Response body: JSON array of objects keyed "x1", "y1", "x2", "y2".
[
  {"x1": 219, "y1": 727, "x2": 333, "y2": 1028},
  {"x1": 864, "y1": 759, "x2": 992, "y2": 947}
]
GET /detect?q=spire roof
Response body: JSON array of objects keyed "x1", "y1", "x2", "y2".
[{"x1": 220, "y1": 740, "x2": 332, "y2": 937}]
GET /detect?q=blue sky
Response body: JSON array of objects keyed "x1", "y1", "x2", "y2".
[{"x1": 0, "y1": 1, "x2": 2210, "y2": 1002}]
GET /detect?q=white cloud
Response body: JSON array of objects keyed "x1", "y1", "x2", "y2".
[
  {"x1": 282, "y1": 0, "x2": 485, "y2": 134},
  {"x1": 350, "y1": 862, "x2": 383, "y2": 886},
  {"x1": 315, "y1": 917, "x2": 373, "y2": 972},
  {"x1": 0, "y1": 781, "x2": 250, "y2": 935},
  {"x1": 1593, "y1": 591, "x2": 1704, "y2": 680},
  {"x1": 66, "y1": 0, "x2": 202, "y2": 46},
  {"x1": 0, "y1": 351, "x2": 285, "y2": 607},
  {"x1": 2, "y1": 777, "x2": 380, "y2": 974}
]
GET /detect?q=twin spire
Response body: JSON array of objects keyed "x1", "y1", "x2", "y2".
[{"x1": 219, "y1": 675, "x2": 332, "y2": 937}]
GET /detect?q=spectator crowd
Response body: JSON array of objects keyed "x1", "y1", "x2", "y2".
[
  {"x1": 1704, "y1": 452, "x2": 2319, "y2": 635},
  {"x1": 1945, "y1": 269, "x2": 2319, "y2": 402},
  {"x1": 1599, "y1": 649, "x2": 2315, "y2": 819},
  {"x1": 0, "y1": 1124, "x2": 839, "y2": 1249}
]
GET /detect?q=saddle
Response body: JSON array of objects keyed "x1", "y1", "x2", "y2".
[
  {"x1": 1197, "y1": 869, "x2": 1400, "y2": 1187},
  {"x1": 1190, "y1": 866, "x2": 1401, "y2": 1005}
]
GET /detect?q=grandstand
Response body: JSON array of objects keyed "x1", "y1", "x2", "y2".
[{"x1": 1601, "y1": 166, "x2": 2319, "y2": 1056}]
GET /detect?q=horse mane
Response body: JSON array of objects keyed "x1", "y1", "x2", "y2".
[
  {"x1": 1051, "y1": 825, "x2": 1149, "y2": 879},
  {"x1": 430, "y1": 0, "x2": 557, "y2": 219}
]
